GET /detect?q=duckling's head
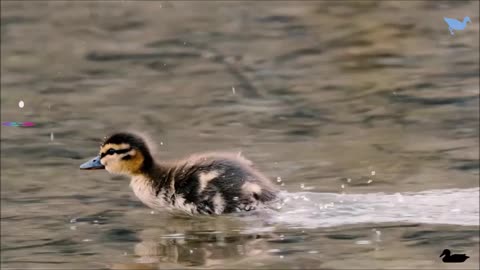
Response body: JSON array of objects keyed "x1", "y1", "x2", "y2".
[{"x1": 80, "y1": 132, "x2": 154, "y2": 176}]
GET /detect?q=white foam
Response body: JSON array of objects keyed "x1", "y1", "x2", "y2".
[{"x1": 265, "y1": 188, "x2": 480, "y2": 228}]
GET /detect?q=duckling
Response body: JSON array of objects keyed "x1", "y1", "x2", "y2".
[{"x1": 80, "y1": 132, "x2": 279, "y2": 215}]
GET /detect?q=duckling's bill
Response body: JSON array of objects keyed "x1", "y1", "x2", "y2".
[{"x1": 80, "y1": 156, "x2": 105, "y2": 170}]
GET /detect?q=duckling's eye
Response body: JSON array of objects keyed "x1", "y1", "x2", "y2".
[{"x1": 106, "y1": 148, "x2": 116, "y2": 155}]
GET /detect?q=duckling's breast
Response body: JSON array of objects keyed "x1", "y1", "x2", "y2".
[
  {"x1": 130, "y1": 175, "x2": 200, "y2": 215},
  {"x1": 130, "y1": 175, "x2": 168, "y2": 210}
]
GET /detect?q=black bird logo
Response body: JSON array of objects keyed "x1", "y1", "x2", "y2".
[{"x1": 439, "y1": 249, "x2": 469, "y2": 263}]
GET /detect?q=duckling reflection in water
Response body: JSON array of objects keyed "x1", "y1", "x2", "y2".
[
  {"x1": 80, "y1": 132, "x2": 279, "y2": 215},
  {"x1": 133, "y1": 232, "x2": 267, "y2": 267},
  {"x1": 110, "y1": 227, "x2": 271, "y2": 269}
]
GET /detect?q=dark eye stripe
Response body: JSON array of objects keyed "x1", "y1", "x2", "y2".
[
  {"x1": 100, "y1": 148, "x2": 132, "y2": 158},
  {"x1": 115, "y1": 148, "x2": 132, "y2": 154}
]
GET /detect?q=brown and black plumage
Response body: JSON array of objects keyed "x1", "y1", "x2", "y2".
[{"x1": 80, "y1": 132, "x2": 279, "y2": 215}]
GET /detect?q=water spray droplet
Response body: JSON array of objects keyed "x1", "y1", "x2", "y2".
[
  {"x1": 300, "y1": 183, "x2": 314, "y2": 190},
  {"x1": 276, "y1": 177, "x2": 282, "y2": 183},
  {"x1": 355, "y1": 240, "x2": 371, "y2": 245},
  {"x1": 372, "y1": 229, "x2": 382, "y2": 242},
  {"x1": 395, "y1": 192, "x2": 404, "y2": 203}
]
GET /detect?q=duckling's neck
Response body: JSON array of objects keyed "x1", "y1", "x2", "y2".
[{"x1": 128, "y1": 162, "x2": 173, "y2": 210}]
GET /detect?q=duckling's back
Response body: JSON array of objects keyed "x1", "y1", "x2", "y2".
[{"x1": 170, "y1": 152, "x2": 279, "y2": 215}]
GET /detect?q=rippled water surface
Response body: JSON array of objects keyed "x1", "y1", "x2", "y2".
[{"x1": 1, "y1": 1, "x2": 479, "y2": 269}]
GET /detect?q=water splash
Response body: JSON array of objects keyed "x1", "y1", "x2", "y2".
[{"x1": 265, "y1": 188, "x2": 479, "y2": 228}]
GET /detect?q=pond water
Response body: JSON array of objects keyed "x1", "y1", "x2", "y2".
[{"x1": 1, "y1": 1, "x2": 479, "y2": 269}]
